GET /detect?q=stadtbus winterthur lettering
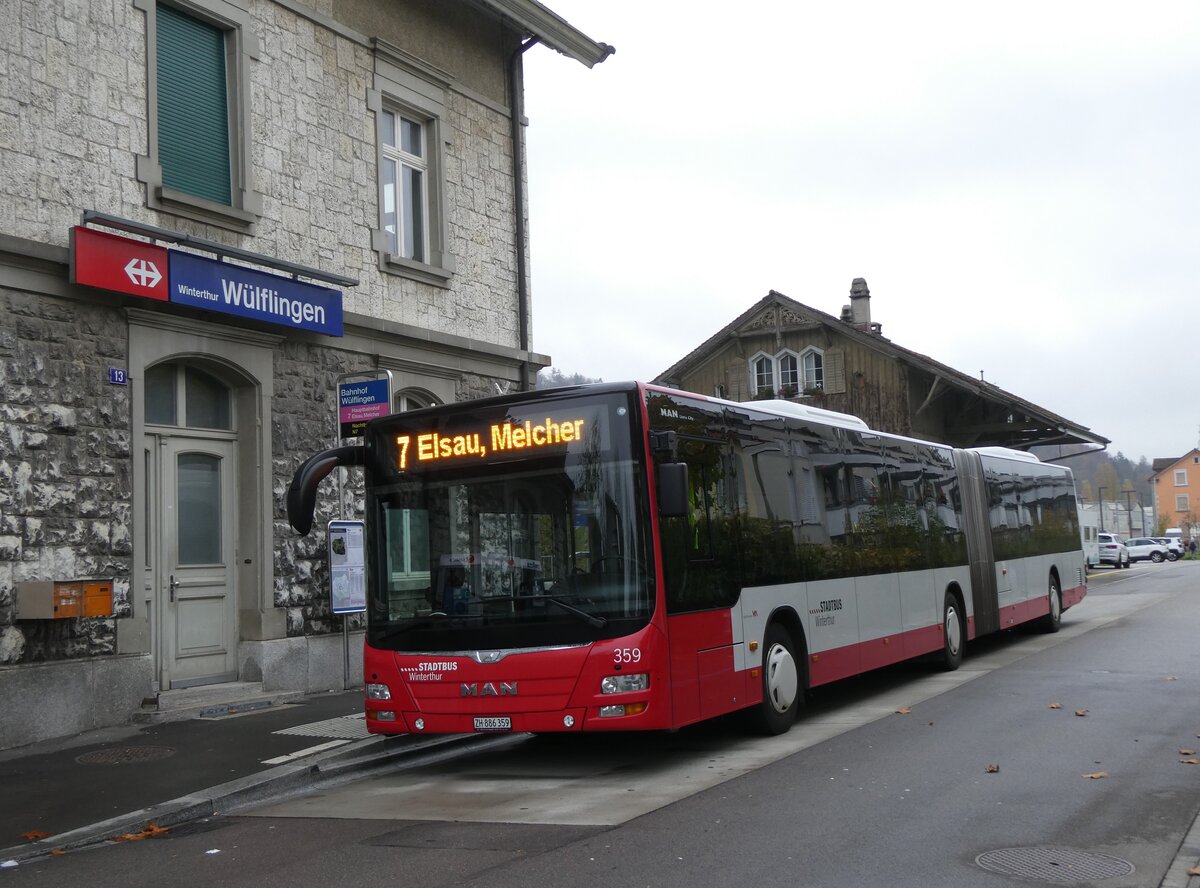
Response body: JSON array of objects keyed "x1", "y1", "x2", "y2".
[{"x1": 396, "y1": 417, "x2": 586, "y2": 469}]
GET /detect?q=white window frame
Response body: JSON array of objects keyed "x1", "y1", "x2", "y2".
[
  {"x1": 800, "y1": 346, "x2": 824, "y2": 391},
  {"x1": 1175, "y1": 470, "x2": 1188, "y2": 486},
  {"x1": 368, "y1": 44, "x2": 457, "y2": 287},
  {"x1": 777, "y1": 352, "x2": 799, "y2": 394},
  {"x1": 133, "y1": 0, "x2": 263, "y2": 232},
  {"x1": 749, "y1": 352, "x2": 775, "y2": 396},
  {"x1": 380, "y1": 110, "x2": 430, "y2": 264},
  {"x1": 748, "y1": 350, "x2": 805, "y2": 397},
  {"x1": 1176, "y1": 494, "x2": 1189, "y2": 512}
]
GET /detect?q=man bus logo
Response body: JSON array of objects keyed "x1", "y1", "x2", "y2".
[{"x1": 461, "y1": 681, "x2": 518, "y2": 697}]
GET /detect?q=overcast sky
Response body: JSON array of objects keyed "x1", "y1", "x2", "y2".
[{"x1": 521, "y1": 1, "x2": 1199, "y2": 463}]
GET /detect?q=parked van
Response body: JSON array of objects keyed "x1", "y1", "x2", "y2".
[{"x1": 1079, "y1": 504, "x2": 1099, "y2": 569}]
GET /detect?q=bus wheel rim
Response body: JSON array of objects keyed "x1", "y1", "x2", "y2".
[
  {"x1": 945, "y1": 606, "x2": 962, "y2": 655},
  {"x1": 1051, "y1": 586, "x2": 1061, "y2": 620},
  {"x1": 766, "y1": 643, "x2": 798, "y2": 713}
]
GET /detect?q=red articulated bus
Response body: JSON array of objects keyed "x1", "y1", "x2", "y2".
[{"x1": 286, "y1": 382, "x2": 1086, "y2": 737}]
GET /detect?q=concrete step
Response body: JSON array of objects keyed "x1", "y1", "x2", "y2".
[{"x1": 136, "y1": 681, "x2": 304, "y2": 723}]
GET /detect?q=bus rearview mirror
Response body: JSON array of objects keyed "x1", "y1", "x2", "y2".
[{"x1": 657, "y1": 463, "x2": 689, "y2": 517}]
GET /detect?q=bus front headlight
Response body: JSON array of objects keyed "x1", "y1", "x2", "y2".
[{"x1": 601, "y1": 673, "x2": 649, "y2": 694}]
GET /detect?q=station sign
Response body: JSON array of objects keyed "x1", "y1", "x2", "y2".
[
  {"x1": 69, "y1": 226, "x2": 343, "y2": 336},
  {"x1": 338, "y1": 378, "x2": 391, "y2": 438},
  {"x1": 170, "y1": 251, "x2": 343, "y2": 337},
  {"x1": 70, "y1": 226, "x2": 169, "y2": 301}
]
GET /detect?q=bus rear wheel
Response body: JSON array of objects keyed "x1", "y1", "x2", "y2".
[
  {"x1": 1040, "y1": 576, "x2": 1062, "y2": 633},
  {"x1": 941, "y1": 593, "x2": 964, "y2": 671},
  {"x1": 751, "y1": 624, "x2": 801, "y2": 735}
]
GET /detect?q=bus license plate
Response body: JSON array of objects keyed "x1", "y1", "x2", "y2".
[{"x1": 473, "y1": 717, "x2": 511, "y2": 732}]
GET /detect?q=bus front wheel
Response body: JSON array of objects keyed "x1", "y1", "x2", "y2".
[
  {"x1": 751, "y1": 624, "x2": 801, "y2": 735},
  {"x1": 941, "y1": 594, "x2": 964, "y2": 671}
]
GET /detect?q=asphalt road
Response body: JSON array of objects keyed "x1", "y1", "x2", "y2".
[{"x1": 6, "y1": 561, "x2": 1198, "y2": 887}]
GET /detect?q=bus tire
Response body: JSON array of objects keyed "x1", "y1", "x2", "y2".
[
  {"x1": 751, "y1": 623, "x2": 801, "y2": 735},
  {"x1": 941, "y1": 593, "x2": 964, "y2": 671},
  {"x1": 1041, "y1": 575, "x2": 1062, "y2": 633}
]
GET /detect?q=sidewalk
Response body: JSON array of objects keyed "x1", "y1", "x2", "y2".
[{"x1": 0, "y1": 689, "x2": 465, "y2": 866}]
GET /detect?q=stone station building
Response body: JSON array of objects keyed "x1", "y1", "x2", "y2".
[{"x1": 0, "y1": 0, "x2": 611, "y2": 748}]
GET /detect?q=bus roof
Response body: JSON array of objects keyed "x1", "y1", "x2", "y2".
[
  {"x1": 970, "y1": 446, "x2": 1044, "y2": 464},
  {"x1": 730, "y1": 398, "x2": 871, "y2": 431}
]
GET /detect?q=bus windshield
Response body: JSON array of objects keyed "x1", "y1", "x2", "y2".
[{"x1": 366, "y1": 392, "x2": 653, "y2": 652}]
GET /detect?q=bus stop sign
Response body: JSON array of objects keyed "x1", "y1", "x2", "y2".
[{"x1": 338, "y1": 378, "x2": 391, "y2": 438}]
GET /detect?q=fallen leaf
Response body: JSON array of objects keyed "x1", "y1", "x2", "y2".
[
  {"x1": 985, "y1": 764, "x2": 1000, "y2": 773},
  {"x1": 1074, "y1": 709, "x2": 1089, "y2": 717},
  {"x1": 49, "y1": 850, "x2": 65, "y2": 856},
  {"x1": 114, "y1": 823, "x2": 169, "y2": 843},
  {"x1": 19, "y1": 831, "x2": 50, "y2": 842},
  {"x1": 1189, "y1": 865, "x2": 1200, "y2": 876},
  {"x1": 1166, "y1": 676, "x2": 1178, "y2": 681},
  {"x1": 1181, "y1": 759, "x2": 1200, "y2": 765},
  {"x1": 1083, "y1": 772, "x2": 1108, "y2": 779},
  {"x1": 895, "y1": 707, "x2": 911, "y2": 715},
  {"x1": 1180, "y1": 748, "x2": 1197, "y2": 756},
  {"x1": 1047, "y1": 703, "x2": 1063, "y2": 710}
]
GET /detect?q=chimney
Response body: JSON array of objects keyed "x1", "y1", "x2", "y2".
[
  {"x1": 843, "y1": 277, "x2": 882, "y2": 335},
  {"x1": 849, "y1": 278, "x2": 871, "y2": 326}
]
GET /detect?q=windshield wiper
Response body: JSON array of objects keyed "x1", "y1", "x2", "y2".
[{"x1": 545, "y1": 596, "x2": 608, "y2": 628}]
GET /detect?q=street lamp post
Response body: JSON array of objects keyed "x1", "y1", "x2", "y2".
[
  {"x1": 1098, "y1": 486, "x2": 1107, "y2": 532},
  {"x1": 1124, "y1": 491, "x2": 1137, "y2": 536}
]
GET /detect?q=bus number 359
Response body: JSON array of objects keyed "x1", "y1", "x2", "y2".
[{"x1": 614, "y1": 648, "x2": 641, "y2": 665}]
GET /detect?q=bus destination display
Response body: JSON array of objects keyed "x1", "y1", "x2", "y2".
[{"x1": 396, "y1": 416, "x2": 587, "y2": 470}]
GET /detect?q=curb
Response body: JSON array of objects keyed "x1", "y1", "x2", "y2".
[
  {"x1": 0, "y1": 731, "x2": 510, "y2": 866},
  {"x1": 1161, "y1": 801, "x2": 1200, "y2": 888}
]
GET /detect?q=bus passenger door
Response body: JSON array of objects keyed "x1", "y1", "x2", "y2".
[{"x1": 660, "y1": 436, "x2": 744, "y2": 727}]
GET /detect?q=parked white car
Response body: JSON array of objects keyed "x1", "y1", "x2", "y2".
[
  {"x1": 1125, "y1": 537, "x2": 1169, "y2": 563},
  {"x1": 1097, "y1": 532, "x2": 1130, "y2": 568},
  {"x1": 1152, "y1": 538, "x2": 1183, "y2": 560}
]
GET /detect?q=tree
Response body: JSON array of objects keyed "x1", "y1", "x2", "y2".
[
  {"x1": 536, "y1": 368, "x2": 604, "y2": 390},
  {"x1": 1093, "y1": 463, "x2": 1120, "y2": 503}
]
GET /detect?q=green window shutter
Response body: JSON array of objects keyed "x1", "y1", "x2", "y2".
[{"x1": 156, "y1": 5, "x2": 232, "y2": 205}]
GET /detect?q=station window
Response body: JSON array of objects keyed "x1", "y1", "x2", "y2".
[
  {"x1": 134, "y1": 0, "x2": 262, "y2": 230},
  {"x1": 368, "y1": 48, "x2": 457, "y2": 286}
]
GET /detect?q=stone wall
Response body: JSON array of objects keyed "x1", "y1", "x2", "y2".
[
  {"x1": 0, "y1": 288, "x2": 133, "y2": 665},
  {"x1": 271, "y1": 338, "x2": 374, "y2": 638}
]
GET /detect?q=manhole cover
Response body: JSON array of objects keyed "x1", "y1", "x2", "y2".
[
  {"x1": 977, "y1": 847, "x2": 1134, "y2": 883},
  {"x1": 75, "y1": 746, "x2": 177, "y2": 765}
]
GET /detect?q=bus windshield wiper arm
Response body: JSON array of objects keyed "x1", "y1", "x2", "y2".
[{"x1": 546, "y1": 596, "x2": 608, "y2": 628}]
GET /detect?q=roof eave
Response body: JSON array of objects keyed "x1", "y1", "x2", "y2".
[{"x1": 475, "y1": 0, "x2": 614, "y2": 67}]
